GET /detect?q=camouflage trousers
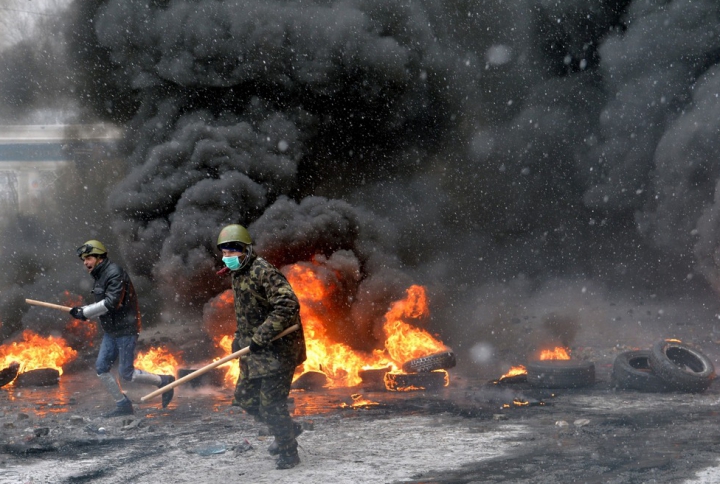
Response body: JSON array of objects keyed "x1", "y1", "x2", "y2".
[{"x1": 234, "y1": 367, "x2": 297, "y2": 455}]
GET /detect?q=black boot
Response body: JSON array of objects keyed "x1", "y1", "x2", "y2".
[
  {"x1": 268, "y1": 421, "x2": 303, "y2": 455},
  {"x1": 102, "y1": 395, "x2": 134, "y2": 418},
  {"x1": 276, "y1": 450, "x2": 300, "y2": 470},
  {"x1": 159, "y1": 375, "x2": 175, "y2": 408}
]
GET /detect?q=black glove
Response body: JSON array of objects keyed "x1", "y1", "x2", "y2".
[
  {"x1": 248, "y1": 339, "x2": 264, "y2": 353},
  {"x1": 69, "y1": 307, "x2": 87, "y2": 321},
  {"x1": 231, "y1": 338, "x2": 241, "y2": 353}
]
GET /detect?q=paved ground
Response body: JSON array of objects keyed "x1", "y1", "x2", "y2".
[{"x1": 2, "y1": 354, "x2": 720, "y2": 484}]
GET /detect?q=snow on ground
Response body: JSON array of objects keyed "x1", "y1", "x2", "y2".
[{"x1": 0, "y1": 415, "x2": 529, "y2": 484}]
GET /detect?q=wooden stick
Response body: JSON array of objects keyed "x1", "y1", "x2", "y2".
[
  {"x1": 25, "y1": 299, "x2": 72, "y2": 313},
  {"x1": 140, "y1": 324, "x2": 300, "y2": 403}
]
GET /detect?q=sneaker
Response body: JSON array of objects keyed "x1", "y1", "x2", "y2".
[
  {"x1": 159, "y1": 375, "x2": 175, "y2": 408},
  {"x1": 276, "y1": 452, "x2": 300, "y2": 470},
  {"x1": 103, "y1": 396, "x2": 134, "y2": 418},
  {"x1": 268, "y1": 421, "x2": 303, "y2": 455}
]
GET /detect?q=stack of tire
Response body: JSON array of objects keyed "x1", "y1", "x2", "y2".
[
  {"x1": 383, "y1": 350, "x2": 456, "y2": 391},
  {"x1": 612, "y1": 340, "x2": 715, "y2": 393}
]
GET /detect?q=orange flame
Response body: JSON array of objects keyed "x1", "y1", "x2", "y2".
[
  {"x1": 499, "y1": 365, "x2": 527, "y2": 380},
  {"x1": 286, "y1": 263, "x2": 387, "y2": 387},
  {"x1": 340, "y1": 393, "x2": 380, "y2": 408},
  {"x1": 539, "y1": 347, "x2": 571, "y2": 360},
  {"x1": 135, "y1": 347, "x2": 182, "y2": 376},
  {"x1": 0, "y1": 330, "x2": 77, "y2": 375},
  {"x1": 204, "y1": 263, "x2": 450, "y2": 390},
  {"x1": 216, "y1": 334, "x2": 238, "y2": 386},
  {"x1": 382, "y1": 285, "x2": 447, "y2": 364}
]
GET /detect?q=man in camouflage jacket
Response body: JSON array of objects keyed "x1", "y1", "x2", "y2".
[{"x1": 217, "y1": 224, "x2": 306, "y2": 470}]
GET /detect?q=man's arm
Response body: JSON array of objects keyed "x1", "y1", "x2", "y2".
[
  {"x1": 251, "y1": 266, "x2": 300, "y2": 347},
  {"x1": 75, "y1": 264, "x2": 127, "y2": 320}
]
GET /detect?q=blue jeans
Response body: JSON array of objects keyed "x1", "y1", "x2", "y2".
[{"x1": 96, "y1": 333, "x2": 138, "y2": 382}]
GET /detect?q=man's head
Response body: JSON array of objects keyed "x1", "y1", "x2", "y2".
[
  {"x1": 76, "y1": 240, "x2": 107, "y2": 273},
  {"x1": 217, "y1": 224, "x2": 253, "y2": 271}
]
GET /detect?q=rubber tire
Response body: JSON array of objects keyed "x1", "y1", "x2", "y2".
[
  {"x1": 402, "y1": 351, "x2": 457, "y2": 373},
  {"x1": 0, "y1": 362, "x2": 19, "y2": 388},
  {"x1": 526, "y1": 360, "x2": 595, "y2": 389},
  {"x1": 290, "y1": 370, "x2": 328, "y2": 391},
  {"x1": 648, "y1": 341, "x2": 715, "y2": 393},
  {"x1": 385, "y1": 371, "x2": 448, "y2": 391},
  {"x1": 14, "y1": 368, "x2": 60, "y2": 387},
  {"x1": 611, "y1": 350, "x2": 671, "y2": 392},
  {"x1": 359, "y1": 367, "x2": 390, "y2": 390}
]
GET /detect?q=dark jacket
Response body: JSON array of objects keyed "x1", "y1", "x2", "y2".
[
  {"x1": 231, "y1": 253, "x2": 306, "y2": 379},
  {"x1": 90, "y1": 259, "x2": 141, "y2": 337}
]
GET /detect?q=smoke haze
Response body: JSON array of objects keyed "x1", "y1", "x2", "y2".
[{"x1": 3, "y1": 0, "x2": 720, "y2": 373}]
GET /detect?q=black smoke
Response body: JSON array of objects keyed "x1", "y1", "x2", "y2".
[{"x1": 4, "y1": 0, "x2": 720, "y2": 371}]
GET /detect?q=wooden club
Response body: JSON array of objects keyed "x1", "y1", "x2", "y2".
[{"x1": 25, "y1": 298, "x2": 72, "y2": 312}]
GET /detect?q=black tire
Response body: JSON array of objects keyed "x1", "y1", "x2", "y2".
[
  {"x1": 385, "y1": 371, "x2": 448, "y2": 391},
  {"x1": 611, "y1": 350, "x2": 671, "y2": 392},
  {"x1": 359, "y1": 367, "x2": 390, "y2": 391},
  {"x1": 291, "y1": 371, "x2": 329, "y2": 391},
  {"x1": 648, "y1": 341, "x2": 715, "y2": 393},
  {"x1": 402, "y1": 351, "x2": 457, "y2": 373},
  {"x1": 526, "y1": 360, "x2": 595, "y2": 389},
  {"x1": 0, "y1": 362, "x2": 20, "y2": 388},
  {"x1": 14, "y1": 368, "x2": 60, "y2": 387}
]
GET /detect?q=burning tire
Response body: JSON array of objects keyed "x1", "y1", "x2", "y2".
[
  {"x1": 526, "y1": 360, "x2": 595, "y2": 389},
  {"x1": 0, "y1": 362, "x2": 20, "y2": 388},
  {"x1": 401, "y1": 351, "x2": 456, "y2": 373},
  {"x1": 611, "y1": 350, "x2": 671, "y2": 392},
  {"x1": 291, "y1": 370, "x2": 328, "y2": 391},
  {"x1": 385, "y1": 371, "x2": 448, "y2": 391},
  {"x1": 359, "y1": 367, "x2": 390, "y2": 391},
  {"x1": 648, "y1": 341, "x2": 715, "y2": 393},
  {"x1": 14, "y1": 368, "x2": 60, "y2": 387}
]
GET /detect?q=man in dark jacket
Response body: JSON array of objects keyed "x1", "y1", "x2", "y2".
[
  {"x1": 69, "y1": 240, "x2": 175, "y2": 417},
  {"x1": 217, "y1": 224, "x2": 306, "y2": 470}
]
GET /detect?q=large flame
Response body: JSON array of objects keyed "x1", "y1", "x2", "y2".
[
  {"x1": 288, "y1": 265, "x2": 446, "y2": 387},
  {"x1": 0, "y1": 330, "x2": 77, "y2": 375},
  {"x1": 203, "y1": 262, "x2": 449, "y2": 389},
  {"x1": 135, "y1": 347, "x2": 183, "y2": 376},
  {"x1": 381, "y1": 285, "x2": 446, "y2": 364}
]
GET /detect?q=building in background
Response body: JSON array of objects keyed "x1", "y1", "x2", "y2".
[{"x1": 0, "y1": 124, "x2": 122, "y2": 216}]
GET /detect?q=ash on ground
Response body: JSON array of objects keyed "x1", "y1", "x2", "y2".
[{"x1": 2, "y1": 343, "x2": 720, "y2": 484}]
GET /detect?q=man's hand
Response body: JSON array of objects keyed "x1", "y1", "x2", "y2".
[
  {"x1": 249, "y1": 339, "x2": 264, "y2": 353},
  {"x1": 231, "y1": 338, "x2": 240, "y2": 353},
  {"x1": 69, "y1": 307, "x2": 87, "y2": 321}
]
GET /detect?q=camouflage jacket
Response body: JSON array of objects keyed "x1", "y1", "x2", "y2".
[{"x1": 231, "y1": 253, "x2": 306, "y2": 379}]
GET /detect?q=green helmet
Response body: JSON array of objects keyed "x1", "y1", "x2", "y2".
[
  {"x1": 217, "y1": 224, "x2": 252, "y2": 249},
  {"x1": 76, "y1": 240, "x2": 107, "y2": 259}
]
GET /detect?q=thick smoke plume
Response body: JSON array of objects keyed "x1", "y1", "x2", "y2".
[{"x1": 4, "y1": 0, "x2": 720, "y2": 372}]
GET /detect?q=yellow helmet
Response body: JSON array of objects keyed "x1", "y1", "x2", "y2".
[
  {"x1": 76, "y1": 240, "x2": 107, "y2": 259},
  {"x1": 217, "y1": 224, "x2": 252, "y2": 249}
]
